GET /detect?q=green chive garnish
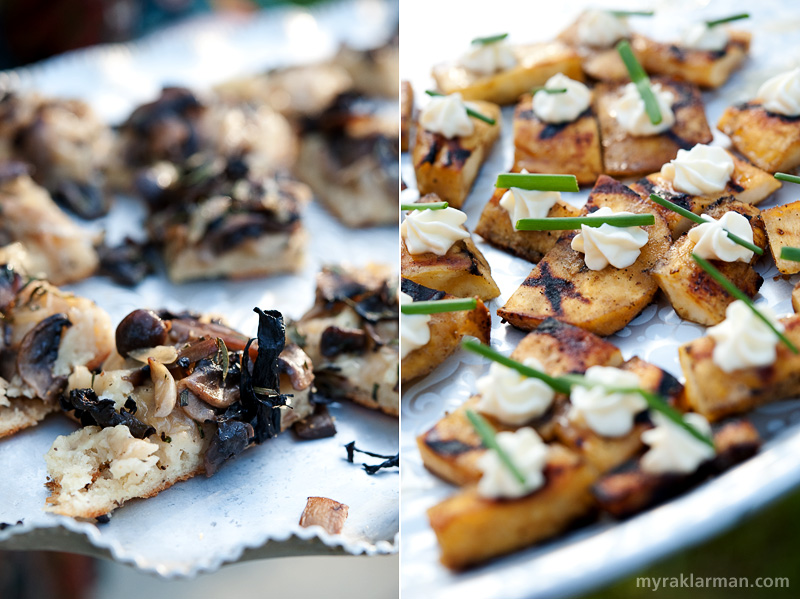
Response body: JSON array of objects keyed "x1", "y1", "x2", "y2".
[
  {"x1": 775, "y1": 172, "x2": 800, "y2": 185},
  {"x1": 609, "y1": 10, "x2": 655, "y2": 17},
  {"x1": 616, "y1": 40, "x2": 662, "y2": 125},
  {"x1": 401, "y1": 297, "x2": 477, "y2": 315},
  {"x1": 425, "y1": 90, "x2": 496, "y2": 125},
  {"x1": 649, "y1": 194, "x2": 763, "y2": 255},
  {"x1": 401, "y1": 201, "x2": 448, "y2": 211},
  {"x1": 781, "y1": 247, "x2": 800, "y2": 262},
  {"x1": 495, "y1": 173, "x2": 579, "y2": 192},
  {"x1": 465, "y1": 409, "x2": 527, "y2": 485},
  {"x1": 516, "y1": 214, "x2": 654, "y2": 231},
  {"x1": 463, "y1": 339, "x2": 714, "y2": 448},
  {"x1": 531, "y1": 86, "x2": 568, "y2": 95},
  {"x1": 692, "y1": 253, "x2": 798, "y2": 354},
  {"x1": 706, "y1": 13, "x2": 749, "y2": 28},
  {"x1": 471, "y1": 33, "x2": 508, "y2": 45}
]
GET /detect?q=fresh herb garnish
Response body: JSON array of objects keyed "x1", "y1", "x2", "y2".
[
  {"x1": 216, "y1": 337, "x2": 229, "y2": 382},
  {"x1": 516, "y1": 214, "x2": 654, "y2": 231},
  {"x1": 706, "y1": 13, "x2": 749, "y2": 27},
  {"x1": 401, "y1": 297, "x2": 477, "y2": 315},
  {"x1": 775, "y1": 172, "x2": 800, "y2": 185},
  {"x1": 692, "y1": 253, "x2": 798, "y2": 354},
  {"x1": 609, "y1": 10, "x2": 655, "y2": 17},
  {"x1": 649, "y1": 193, "x2": 763, "y2": 255},
  {"x1": 471, "y1": 33, "x2": 508, "y2": 45},
  {"x1": 531, "y1": 86, "x2": 568, "y2": 95},
  {"x1": 781, "y1": 247, "x2": 800, "y2": 262},
  {"x1": 465, "y1": 409, "x2": 528, "y2": 484},
  {"x1": 495, "y1": 173, "x2": 579, "y2": 192},
  {"x1": 462, "y1": 339, "x2": 715, "y2": 448},
  {"x1": 425, "y1": 90, "x2": 496, "y2": 125},
  {"x1": 616, "y1": 39, "x2": 662, "y2": 125},
  {"x1": 401, "y1": 201, "x2": 449, "y2": 211}
]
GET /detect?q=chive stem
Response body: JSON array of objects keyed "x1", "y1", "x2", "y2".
[
  {"x1": 401, "y1": 201, "x2": 448, "y2": 211},
  {"x1": 495, "y1": 173, "x2": 579, "y2": 192},
  {"x1": 609, "y1": 10, "x2": 655, "y2": 17},
  {"x1": 531, "y1": 87, "x2": 568, "y2": 95},
  {"x1": 465, "y1": 409, "x2": 527, "y2": 485},
  {"x1": 401, "y1": 298, "x2": 477, "y2": 315},
  {"x1": 471, "y1": 33, "x2": 508, "y2": 45},
  {"x1": 425, "y1": 90, "x2": 496, "y2": 125},
  {"x1": 616, "y1": 40, "x2": 662, "y2": 125},
  {"x1": 649, "y1": 194, "x2": 762, "y2": 255},
  {"x1": 516, "y1": 214, "x2": 654, "y2": 231},
  {"x1": 781, "y1": 247, "x2": 800, "y2": 262},
  {"x1": 463, "y1": 340, "x2": 714, "y2": 448},
  {"x1": 692, "y1": 253, "x2": 798, "y2": 354},
  {"x1": 775, "y1": 172, "x2": 800, "y2": 185},
  {"x1": 706, "y1": 13, "x2": 749, "y2": 27}
]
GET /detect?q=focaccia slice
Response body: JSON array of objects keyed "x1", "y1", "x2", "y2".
[
  {"x1": 595, "y1": 78, "x2": 712, "y2": 177},
  {"x1": 432, "y1": 42, "x2": 582, "y2": 105},
  {"x1": 497, "y1": 176, "x2": 670, "y2": 335},
  {"x1": 400, "y1": 278, "x2": 490, "y2": 386},
  {"x1": 418, "y1": 319, "x2": 621, "y2": 486},
  {"x1": 45, "y1": 308, "x2": 314, "y2": 518},
  {"x1": 294, "y1": 264, "x2": 399, "y2": 416},
  {"x1": 412, "y1": 101, "x2": 501, "y2": 208}
]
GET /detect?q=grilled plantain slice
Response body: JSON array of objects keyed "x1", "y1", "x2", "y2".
[
  {"x1": 511, "y1": 93, "x2": 603, "y2": 185},
  {"x1": 474, "y1": 178, "x2": 580, "y2": 263},
  {"x1": 402, "y1": 195, "x2": 500, "y2": 300},
  {"x1": 418, "y1": 319, "x2": 622, "y2": 486},
  {"x1": 497, "y1": 176, "x2": 671, "y2": 336},
  {"x1": 652, "y1": 199, "x2": 767, "y2": 326},
  {"x1": 632, "y1": 31, "x2": 750, "y2": 89},
  {"x1": 595, "y1": 78, "x2": 712, "y2": 178},
  {"x1": 401, "y1": 80, "x2": 414, "y2": 152},
  {"x1": 762, "y1": 200, "x2": 800, "y2": 275},
  {"x1": 678, "y1": 313, "x2": 800, "y2": 421},
  {"x1": 412, "y1": 101, "x2": 501, "y2": 208},
  {"x1": 555, "y1": 14, "x2": 632, "y2": 82},
  {"x1": 594, "y1": 420, "x2": 760, "y2": 519},
  {"x1": 401, "y1": 278, "x2": 491, "y2": 385},
  {"x1": 428, "y1": 444, "x2": 597, "y2": 570},
  {"x1": 630, "y1": 151, "x2": 780, "y2": 240},
  {"x1": 432, "y1": 42, "x2": 583, "y2": 105},
  {"x1": 794, "y1": 283, "x2": 800, "y2": 314},
  {"x1": 718, "y1": 102, "x2": 800, "y2": 173},
  {"x1": 552, "y1": 356, "x2": 685, "y2": 473}
]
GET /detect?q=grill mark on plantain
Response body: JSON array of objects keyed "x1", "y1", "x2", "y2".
[
  {"x1": 401, "y1": 278, "x2": 446, "y2": 302},
  {"x1": 418, "y1": 135, "x2": 441, "y2": 166},
  {"x1": 637, "y1": 178, "x2": 692, "y2": 209},
  {"x1": 735, "y1": 101, "x2": 800, "y2": 123},
  {"x1": 522, "y1": 262, "x2": 589, "y2": 315},
  {"x1": 443, "y1": 139, "x2": 471, "y2": 168},
  {"x1": 425, "y1": 434, "x2": 481, "y2": 456}
]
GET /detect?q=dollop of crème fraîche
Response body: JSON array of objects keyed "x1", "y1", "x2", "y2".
[
  {"x1": 661, "y1": 144, "x2": 734, "y2": 196},
  {"x1": 611, "y1": 82, "x2": 676, "y2": 136},
  {"x1": 401, "y1": 206, "x2": 470, "y2": 255},
  {"x1": 459, "y1": 38, "x2": 517, "y2": 75},
  {"x1": 680, "y1": 22, "x2": 729, "y2": 52},
  {"x1": 399, "y1": 291, "x2": 431, "y2": 360},
  {"x1": 688, "y1": 212, "x2": 754, "y2": 263},
  {"x1": 571, "y1": 206, "x2": 649, "y2": 270},
  {"x1": 568, "y1": 366, "x2": 648, "y2": 437},
  {"x1": 475, "y1": 358, "x2": 556, "y2": 426},
  {"x1": 708, "y1": 300, "x2": 783, "y2": 373},
  {"x1": 640, "y1": 412, "x2": 716, "y2": 475},
  {"x1": 499, "y1": 169, "x2": 560, "y2": 224},
  {"x1": 477, "y1": 428, "x2": 550, "y2": 499},
  {"x1": 532, "y1": 73, "x2": 592, "y2": 124},
  {"x1": 419, "y1": 92, "x2": 474, "y2": 138},
  {"x1": 576, "y1": 9, "x2": 630, "y2": 48},
  {"x1": 757, "y1": 67, "x2": 800, "y2": 117}
]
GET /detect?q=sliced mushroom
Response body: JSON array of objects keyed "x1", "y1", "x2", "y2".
[
  {"x1": 178, "y1": 386, "x2": 217, "y2": 423},
  {"x1": 149, "y1": 357, "x2": 177, "y2": 417},
  {"x1": 176, "y1": 337, "x2": 220, "y2": 364},
  {"x1": 278, "y1": 344, "x2": 314, "y2": 390},
  {"x1": 17, "y1": 313, "x2": 72, "y2": 400},
  {"x1": 181, "y1": 360, "x2": 239, "y2": 408},
  {"x1": 128, "y1": 344, "x2": 178, "y2": 365},
  {"x1": 320, "y1": 326, "x2": 367, "y2": 358},
  {"x1": 116, "y1": 310, "x2": 169, "y2": 357},
  {"x1": 299, "y1": 497, "x2": 349, "y2": 534},
  {"x1": 170, "y1": 317, "x2": 250, "y2": 351}
]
